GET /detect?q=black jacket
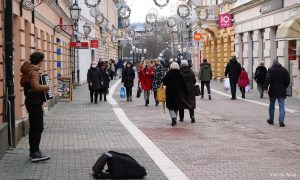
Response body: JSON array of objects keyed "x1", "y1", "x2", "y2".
[
  {"x1": 163, "y1": 69, "x2": 187, "y2": 110},
  {"x1": 99, "y1": 69, "x2": 110, "y2": 90},
  {"x1": 254, "y1": 65, "x2": 267, "y2": 84},
  {"x1": 87, "y1": 67, "x2": 101, "y2": 90},
  {"x1": 122, "y1": 67, "x2": 135, "y2": 88},
  {"x1": 180, "y1": 66, "x2": 196, "y2": 110},
  {"x1": 225, "y1": 58, "x2": 242, "y2": 82},
  {"x1": 264, "y1": 62, "x2": 290, "y2": 98}
]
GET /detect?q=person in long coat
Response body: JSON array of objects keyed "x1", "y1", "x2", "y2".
[
  {"x1": 238, "y1": 67, "x2": 250, "y2": 99},
  {"x1": 163, "y1": 62, "x2": 187, "y2": 126},
  {"x1": 138, "y1": 60, "x2": 154, "y2": 106},
  {"x1": 99, "y1": 62, "x2": 110, "y2": 101},
  {"x1": 87, "y1": 61, "x2": 101, "y2": 104},
  {"x1": 122, "y1": 62, "x2": 135, "y2": 101},
  {"x1": 179, "y1": 60, "x2": 196, "y2": 123},
  {"x1": 152, "y1": 59, "x2": 165, "y2": 106},
  {"x1": 254, "y1": 61, "x2": 267, "y2": 98},
  {"x1": 225, "y1": 56, "x2": 242, "y2": 100},
  {"x1": 264, "y1": 59, "x2": 290, "y2": 127}
]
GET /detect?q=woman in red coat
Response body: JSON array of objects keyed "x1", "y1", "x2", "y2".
[
  {"x1": 238, "y1": 67, "x2": 250, "y2": 99},
  {"x1": 139, "y1": 60, "x2": 154, "y2": 106}
]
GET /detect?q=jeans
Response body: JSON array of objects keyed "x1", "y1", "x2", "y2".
[
  {"x1": 144, "y1": 90, "x2": 150, "y2": 101},
  {"x1": 26, "y1": 103, "x2": 44, "y2": 154},
  {"x1": 201, "y1": 81, "x2": 211, "y2": 97},
  {"x1": 169, "y1": 110, "x2": 178, "y2": 119},
  {"x1": 90, "y1": 90, "x2": 98, "y2": 103},
  {"x1": 269, "y1": 97, "x2": 285, "y2": 123},
  {"x1": 125, "y1": 87, "x2": 132, "y2": 98},
  {"x1": 230, "y1": 80, "x2": 237, "y2": 98}
]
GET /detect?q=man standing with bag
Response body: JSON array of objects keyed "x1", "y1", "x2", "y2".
[
  {"x1": 264, "y1": 59, "x2": 290, "y2": 127},
  {"x1": 225, "y1": 56, "x2": 241, "y2": 100},
  {"x1": 198, "y1": 59, "x2": 212, "y2": 100}
]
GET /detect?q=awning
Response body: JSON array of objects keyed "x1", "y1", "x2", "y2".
[{"x1": 276, "y1": 16, "x2": 300, "y2": 40}]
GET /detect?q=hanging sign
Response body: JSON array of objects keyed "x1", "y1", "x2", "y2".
[
  {"x1": 218, "y1": 14, "x2": 232, "y2": 29},
  {"x1": 90, "y1": 40, "x2": 99, "y2": 48},
  {"x1": 70, "y1": 42, "x2": 89, "y2": 49},
  {"x1": 194, "y1": 33, "x2": 203, "y2": 40}
]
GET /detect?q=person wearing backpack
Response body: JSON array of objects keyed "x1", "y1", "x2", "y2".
[
  {"x1": 254, "y1": 61, "x2": 267, "y2": 98},
  {"x1": 122, "y1": 62, "x2": 135, "y2": 102}
]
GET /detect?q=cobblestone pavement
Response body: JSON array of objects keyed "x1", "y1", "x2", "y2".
[
  {"x1": 114, "y1": 79, "x2": 300, "y2": 180},
  {"x1": 0, "y1": 81, "x2": 167, "y2": 180}
]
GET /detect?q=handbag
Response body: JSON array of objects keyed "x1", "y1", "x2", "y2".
[
  {"x1": 136, "y1": 86, "x2": 142, "y2": 98},
  {"x1": 156, "y1": 84, "x2": 166, "y2": 113},
  {"x1": 193, "y1": 85, "x2": 201, "y2": 96},
  {"x1": 223, "y1": 78, "x2": 230, "y2": 91},
  {"x1": 120, "y1": 86, "x2": 126, "y2": 99}
]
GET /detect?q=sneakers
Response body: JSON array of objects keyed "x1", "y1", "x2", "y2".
[
  {"x1": 279, "y1": 122, "x2": 285, "y2": 127},
  {"x1": 267, "y1": 119, "x2": 274, "y2": 125},
  {"x1": 208, "y1": 95, "x2": 212, "y2": 100},
  {"x1": 31, "y1": 151, "x2": 50, "y2": 163},
  {"x1": 231, "y1": 97, "x2": 236, "y2": 100}
]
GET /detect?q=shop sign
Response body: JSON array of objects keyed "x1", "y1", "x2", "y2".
[
  {"x1": 90, "y1": 40, "x2": 99, "y2": 48},
  {"x1": 69, "y1": 42, "x2": 89, "y2": 49},
  {"x1": 218, "y1": 14, "x2": 232, "y2": 29},
  {"x1": 194, "y1": 33, "x2": 203, "y2": 41},
  {"x1": 288, "y1": 48, "x2": 296, "y2": 61},
  {"x1": 261, "y1": 0, "x2": 283, "y2": 14}
]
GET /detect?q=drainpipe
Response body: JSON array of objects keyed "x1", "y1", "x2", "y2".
[{"x1": 4, "y1": 0, "x2": 16, "y2": 147}]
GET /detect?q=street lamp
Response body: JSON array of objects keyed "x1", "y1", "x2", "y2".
[
  {"x1": 83, "y1": 23, "x2": 92, "y2": 38},
  {"x1": 132, "y1": 45, "x2": 135, "y2": 61}
]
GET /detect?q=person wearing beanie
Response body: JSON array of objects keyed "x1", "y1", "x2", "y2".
[
  {"x1": 254, "y1": 61, "x2": 267, "y2": 98},
  {"x1": 264, "y1": 59, "x2": 290, "y2": 127},
  {"x1": 198, "y1": 59, "x2": 212, "y2": 100}
]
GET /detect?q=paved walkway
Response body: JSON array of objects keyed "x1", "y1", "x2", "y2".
[{"x1": 0, "y1": 81, "x2": 167, "y2": 180}]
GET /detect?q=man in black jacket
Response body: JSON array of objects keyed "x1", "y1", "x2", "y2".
[
  {"x1": 225, "y1": 56, "x2": 241, "y2": 100},
  {"x1": 264, "y1": 59, "x2": 290, "y2": 127}
]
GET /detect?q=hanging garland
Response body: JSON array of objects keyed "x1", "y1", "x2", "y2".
[
  {"x1": 89, "y1": 7, "x2": 101, "y2": 18},
  {"x1": 145, "y1": 13, "x2": 157, "y2": 24},
  {"x1": 153, "y1": 0, "x2": 169, "y2": 8},
  {"x1": 122, "y1": 19, "x2": 131, "y2": 28},
  {"x1": 85, "y1": 0, "x2": 101, "y2": 8},
  {"x1": 128, "y1": 29, "x2": 135, "y2": 37},
  {"x1": 118, "y1": 6, "x2": 131, "y2": 19},
  {"x1": 96, "y1": 13, "x2": 104, "y2": 25},
  {"x1": 177, "y1": 4, "x2": 190, "y2": 19},
  {"x1": 145, "y1": 24, "x2": 154, "y2": 32},
  {"x1": 167, "y1": 17, "x2": 176, "y2": 27}
]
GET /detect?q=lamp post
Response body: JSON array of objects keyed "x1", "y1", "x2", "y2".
[{"x1": 83, "y1": 23, "x2": 92, "y2": 38}]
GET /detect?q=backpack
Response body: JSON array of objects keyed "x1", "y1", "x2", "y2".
[{"x1": 92, "y1": 151, "x2": 147, "y2": 179}]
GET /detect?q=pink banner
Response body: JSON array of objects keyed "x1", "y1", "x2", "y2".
[{"x1": 219, "y1": 14, "x2": 232, "y2": 29}]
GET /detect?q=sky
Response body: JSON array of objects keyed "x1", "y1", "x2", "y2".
[{"x1": 126, "y1": 0, "x2": 172, "y2": 23}]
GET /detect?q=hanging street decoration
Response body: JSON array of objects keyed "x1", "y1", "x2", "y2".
[
  {"x1": 122, "y1": 19, "x2": 131, "y2": 28},
  {"x1": 96, "y1": 13, "x2": 104, "y2": 25},
  {"x1": 118, "y1": 6, "x2": 131, "y2": 19},
  {"x1": 177, "y1": 4, "x2": 190, "y2": 19},
  {"x1": 105, "y1": 24, "x2": 113, "y2": 33},
  {"x1": 85, "y1": 0, "x2": 101, "y2": 8},
  {"x1": 111, "y1": 36, "x2": 118, "y2": 43},
  {"x1": 89, "y1": 7, "x2": 101, "y2": 17},
  {"x1": 148, "y1": 8, "x2": 158, "y2": 16},
  {"x1": 127, "y1": 29, "x2": 136, "y2": 37},
  {"x1": 153, "y1": 0, "x2": 169, "y2": 8},
  {"x1": 145, "y1": 24, "x2": 154, "y2": 32},
  {"x1": 167, "y1": 17, "x2": 177, "y2": 27},
  {"x1": 22, "y1": 0, "x2": 35, "y2": 11},
  {"x1": 146, "y1": 13, "x2": 157, "y2": 24}
]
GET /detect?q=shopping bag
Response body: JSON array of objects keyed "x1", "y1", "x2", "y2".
[
  {"x1": 136, "y1": 86, "x2": 142, "y2": 98},
  {"x1": 120, "y1": 86, "x2": 126, "y2": 100},
  {"x1": 245, "y1": 85, "x2": 251, "y2": 93},
  {"x1": 223, "y1": 78, "x2": 230, "y2": 91},
  {"x1": 156, "y1": 85, "x2": 166, "y2": 113},
  {"x1": 193, "y1": 85, "x2": 201, "y2": 96}
]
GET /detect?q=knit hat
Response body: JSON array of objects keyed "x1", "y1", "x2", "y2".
[{"x1": 180, "y1": 60, "x2": 189, "y2": 67}]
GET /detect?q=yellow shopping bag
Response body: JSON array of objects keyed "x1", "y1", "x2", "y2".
[{"x1": 156, "y1": 84, "x2": 166, "y2": 113}]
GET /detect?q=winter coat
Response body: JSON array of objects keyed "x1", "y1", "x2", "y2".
[
  {"x1": 152, "y1": 64, "x2": 165, "y2": 91},
  {"x1": 116, "y1": 60, "x2": 124, "y2": 69},
  {"x1": 163, "y1": 69, "x2": 187, "y2": 110},
  {"x1": 20, "y1": 61, "x2": 49, "y2": 105},
  {"x1": 254, "y1": 65, "x2": 267, "y2": 84},
  {"x1": 99, "y1": 69, "x2": 110, "y2": 90},
  {"x1": 225, "y1": 58, "x2": 242, "y2": 83},
  {"x1": 180, "y1": 66, "x2": 196, "y2": 110},
  {"x1": 122, "y1": 67, "x2": 135, "y2": 88},
  {"x1": 139, "y1": 66, "x2": 154, "y2": 90},
  {"x1": 87, "y1": 67, "x2": 101, "y2": 91},
  {"x1": 198, "y1": 62, "x2": 212, "y2": 81},
  {"x1": 264, "y1": 62, "x2": 290, "y2": 98},
  {"x1": 238, "y1": 70, "x2": 250, "y2": 87}
]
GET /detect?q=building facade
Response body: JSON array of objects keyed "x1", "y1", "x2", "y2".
[{"x1": 231, "y1": 0, "x2": 300, "y2": 97}]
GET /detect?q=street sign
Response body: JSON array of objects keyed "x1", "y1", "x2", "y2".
[
  {"x1": 90, "y1": 39, "x2": 99, "y2": 48},
  {"x1": 194, "y1": 32, "x2": 203, "y2": 41},
  {"x1": 69, "y1": 42, "x2": 89, "y2": 49},
  {"x1": 219, "y1": 14, "x2": 232, "y2": 29}
]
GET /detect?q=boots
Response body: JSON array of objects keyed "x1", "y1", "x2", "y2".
[
  {"x1": 171, "y1": 118, "x2": 177, "y2": 126},
  {"x1": 190, "y1": 110, "x2": 195, "y2": 123},
  {"x1": 129, "y1": 96, "x2": 132, "y2": 101},
  {"x1": 260, "y1": 94, "x2": 263, "y2": 99},
  {"x1": 104, "y1": 94, "x2": 107, "y2": 101},
  {"x1": 208, "y1": 95, "x2": 212, "y2": 100},
  {"x1": 127, "y1": 97, "x2": 129, "y2": 102},
  {"x1": 242, "y1": 93, "x2": 245, "y2": 99},
  {"x1": 94, "y1": 97, "x2": 98, "y2": 104},
  {"x1": 145, "y1": 99, "x2": 149, "y2": 106},
  {"x1": 191, "y1": 117, "x2": 195, "y2": 123}
]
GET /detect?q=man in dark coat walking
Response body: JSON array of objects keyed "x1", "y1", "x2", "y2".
[
  {"x1": 198, "y1": 59, "x2": 212, "y2": 100},
  {"x1": 254, "y1": 61, "x2": 267, "y2": 98},
  {"x1": 225, "y1": 56, "x2": 242, "y2": 100},
  {"x1": 264, "y1": 59, "x2": 290, "y2": 127},
  {"x1": 179, "y1": 60, "x2": 196, "y2": 123}
]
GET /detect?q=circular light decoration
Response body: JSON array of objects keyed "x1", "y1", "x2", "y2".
[
  {"x1": 118, "y1": 6, "x2": 131, "y2": 19},
  {"x1": 128, "y1": 29, "x2": 135, "y2": 37},
  {"x1": 153, "y1": 0, "x2": 169, "y2": 8},
  {"x1": 167, "y1": 17, "x2": 176, "y2": 27},
  {"x1": 89, "y1": 7, "x2": 101, "y2": 18},
  {"x1": 145, "y1": 24, "x2": 154, "y2": 32},
  {"x1": 145, "y1": 13, "x2": 157, "y2": 24},
  {"x1": 96, "y1": 13, "x2": 104, "y2": 24},
  {"x1": 122, "y1": 19, "x2": 131, "y2": 28},
  {"x1": 22, "y1": 0, "x2": 34, "y2": 11},
  {"x1": 177, "y1": 4, "x2": 190, "y2": 19},
  {"x1": 148, "y1": 8, "x2": 158, "y2": 16},
  {"x1": 191, "y1": 0, "x2": 203, "y2": 6},
  {"x1": 85, "y1": 0, "x2": 101, "y2": 8},
  {"x1": 111, "y1": 35, "x2": 118, "y2": 43},
  {"x1": 105, "y1": 24, "x2": 113, "y2": 33}
]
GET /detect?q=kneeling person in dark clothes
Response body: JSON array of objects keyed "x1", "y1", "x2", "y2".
[{"x1": 20, "y1": 52, "x2": 51, "y2": 162}]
